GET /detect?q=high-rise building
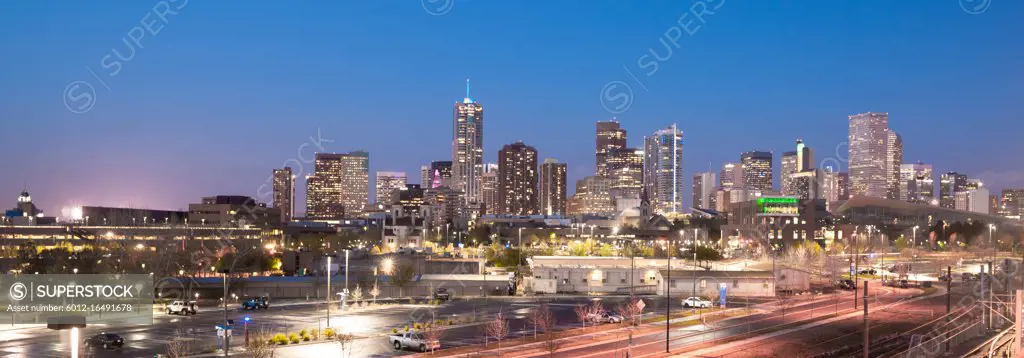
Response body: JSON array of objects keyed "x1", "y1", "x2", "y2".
[
  {"x1": 497, "y1": 141, "x2": 538, "y2": 215},
  {"x1": 720, "y1": 162, "x2": 743, "y2": 189},
  {"x1": 939, "y1": 172, "x2": 968, "y2": 209},
  {"x1": 452, "y1": 81, "x2": 484, "y2": 206},
  {"x1": 836, "y1": 172, "x2": 850, "y2": 200},
  {"x1": 999, "y1": 189, "x2": 1024, "y2": 220},
  {"x1": 272, "y1": 167, "x2": 295, "y2": 223},
  {"x1": 305, "y1": 151, "x2": 369, "y2": 218},
  {"x1": 955, "y1": 186, "x2": 990, "y2": 214},
  {"x1": 396, "y1": 184, "x2": 426, "y2": 217},
  {"x1": 848, "y1": 112, "x2": 891, "y2": 199},
  {"x1": 899, "y1": 162, "x2": 933, "y2": 204},
  {"x1": 740, "y1": 151, "x2": 773, "y2": 192},
  {"x1": 430, "y1": 161, "x2": 453, "y2": 189},
  {"x1": 539, "y1": 159, "x2": 568, "y2": 216},
  {"x1": 567, "y1": 176, "x2": 614, "y2": 216},
  {"x1": 885, "y1": 130, "x2": 903, "y2": 200},
  {"x1": 596, "y1": 120, "x2": 627, "y2": 176},
  {"x1": 480, "y1": 163, "x2": 499, "y2": 215},
  {"x1": 643, "y1": 125, "x2": 684, "y2": 214},
  {"x1": 425, "y1": 186, "x2": 464, "y2": 226},
  {"x1": 791, "y1": 170, "x2": 822, "y2": 200},
  {"x1": 989, "y1": 195, "x2": 1000, "y2": 217},
  {"x1": 375, "y1": 171, "x2": 407, "y2": 205},
  {"x1": 606, "y1": 147, "x2": 644, "y2": 200},
  {"x1": 420, "y1": 165, "x2": 431, "y2": 187},
  {"x1": 781, "y1": 140, "x2": 813, "y2": 196},
  {"x1": 692, "y1": 172, "x2": 716, "y2": 210}
]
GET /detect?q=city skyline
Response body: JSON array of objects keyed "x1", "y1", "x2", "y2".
[{"x1": 2, "y1": 1, "x2": 1022, "y2": 215}]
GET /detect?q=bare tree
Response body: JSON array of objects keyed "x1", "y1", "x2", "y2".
[
  {"x1": 164, "y1": 331, "x2": 191, "y2": 358},
  {"x1": 616, "y1": 296, "x2": 645, "y2": 327},
  {"x1": 369, "y1": 281, "x2": 381, "y2": 304},
  {"x1": 484, "y1": 312, "x2": 510, "y2": 350},
  {"x1": 350, "y1": 284, "x2": 364, "y2": 302},
  {"x1": 776, "y1": 294, "x2": 794, "y2": 322},
  {"x1": 528, "y1": 304, "x2": 561, "y2": 357},
  {"x1": 574, "y1": 304, "x2": 591, "y2": 328},
  {"x1": 421, "y1": 321, "x2": 445, "y2": 354},
  {"x1": 336, "y1": 332, "x2": 355, "y2": 358},
  {"x1": 390, "y1": 263, "x2": 417, "y2": 297},
  {"x1": 246, "y1": 328, "x2": 277, "y2": 358}
]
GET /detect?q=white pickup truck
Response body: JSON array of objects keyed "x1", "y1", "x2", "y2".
[
  {"x1": 166, "y1": 300, "x2": 197, "y2": 315},
  {"x1": 389, "y1": 332, "x2": 440, "y2": 352}
]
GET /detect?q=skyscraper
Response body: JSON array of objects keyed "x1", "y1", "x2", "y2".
[
  {"x1": 429, "y1": 161, "x2": 453, "y2": 189},
  {"x1": 999, "y1": 189, "x2": 1024, "y2": 220},
  {"x1": 481, "y1": 163, "x2": 499, "y2": 215},
  {"x1": 306, "y1": 151, "x2": 369, "y2": 218},
  {"x1": 939, "y1": 172, "x2": 968, "y2": 209},
  {"x1": 955, "y1": 186, "x2": 990, "y2": 214},
  {"x1": 539, "y1": 159, "x2": 568, "y2": 216},
  {"x1": 596, "y1": 120, "x2": 627, "y2": 176},
  {"x1": 848, "y1": 112, "x2": 891, "y2": 199},
  {"x1": 643, "y1": 125, "x2": 684, "y2": 214},
  {"x1": 452, "y1": 81, "x2": 484, "y2": 206},
  {"x1": 375, "y1": 171, "x2": 407, "y2": 205},
  {"x1": 780, "y1": 151, "x2": 798, "y2": 196},
  {"x1": 272, "y1": 167, "x2": 295, "y2": 223},
  {"x1": 837, "y1": 172, "x2": 850, "y2": 200},
  {"x1": 692, "y1": 172, "x2": 716, "y2": 210},
  {"x1": 885, "y1": 130, "x2": 903, "y2": 200},
  {"x1": 740, "y1": 151, "x2": 773, "y2": 192},
  {"x1": 567, "y1": 176, "x2": 614, "y2": 216},
  {"x1": 720, "y1": 162, "x2": 742, "y2": 189},
  {"x1": 899, "y1": 162, "x2": 933, "y2": 204},
  {"x1": 497, "y1": 141, "x2": 538, "y2": 215},
  {"x1": 420, "y1": 165, "x2": 431, "y2": 187},
  {"x1": 606, "y1": 147, "x2": 644, "y2": 201}
]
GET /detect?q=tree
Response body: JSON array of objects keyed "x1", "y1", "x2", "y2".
[
  {"x1": 598, "y1": 243, "x2": 615, "y2": 257},
  {"x1": 369, "y1": 281, "x2": 381, "y2": 304},
  {"x1": 350, "y1": 284, "x2": 363, "y2": 301},
  {"x1": 421, "y1": 320, "x2": 445, "y2": 354},
  {"x1": 336, "y1": 331, "x2": 355, "y2": 358},
  {"x1": 616, "y1": 296, "x2": 645, "y2": 327},
  {"x1": 485, "y1": 312, "x2": 510, "y2": 350},
  {"x1": 574, "y1": 303, "x2": 590, "y2": 328},
  {"x1": 389, "y1": 264, "x2": 417, "y2": 297},
  {"x1": 164, "y1": 330, "x2": 190, "y2": 358},
  {"x1": 245, "y1": 329, "x2": 276, "y2": 358},
  {"x1": 528, "y1": 304, "x2": 561, "y2": 357}
]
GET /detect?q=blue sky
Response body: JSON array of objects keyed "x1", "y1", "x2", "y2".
[{"x1": 1, "y1": 0, "x2": 1021, "y2": 215}]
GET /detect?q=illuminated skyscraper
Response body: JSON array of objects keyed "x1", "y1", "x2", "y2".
[
  {"x1": 305, "y1": 151, "x2": 369, "y2": 218},
  {"x1": 780, "y1": 151, "x2": 798, "y2": 196},
  {"x1": 740, "y1": 151, "x2": 773, "y2": 192},
  {"x1": 452, "y1": 80, "x2": 484, "y2": 206},
  {"x1": 781, "y1": 140, "x2": 814, "y2": 196},
  {"x1": 692, "y1": 172, "x2": 716, "y2": 210},
  {"x1": 420, "y1": 165, "x2": 431, "y2": 187},
  {"x1": 539, "y1": 159, "x2": 568, "y2": 216},
  {"x1": 643, "y1": 125, "x2": 684, "y2": 214},
  {"x1": 885, "y1": 130, "x2": 903, "y2": 200},
  {"x1": 899, "y1": 162, "x2": 933, "y2": 204},
  {"x1": 498, "y1": 142, "x2": 538, "y2": 215},
  {"x1": 848, "y1": 112, "x2": 891, "y2": 199},
  {"x1": 596, "y1": 120, "x2": 627, "y2": 176},
  {"x1": 375, "y1": 171, "x2": 407, "y2": 205},
  {"x1": 939, "y1": 172, "x2": 967, "y2": 209},
  {"x1": 272, "y1": 167, "x2": 295, "y2": 223},
  {"x1": 480, "y1": 163, "x2": 499, "y2": 215},
  {"x1": 999, "y1": 189, "x2": 1024, "y2": 220},
  {"x1": 429, "y1": 161, "x2": 453, "y2": 189},
  {"x1": 720, "y1": 162, "x2": 742, "y2": 189},
  {"x1": 567, "y1": 176, "x2": 614, "y2": 216},
  {"x1": 606, "y1": 147, "x2": 644, "y2": 200}
]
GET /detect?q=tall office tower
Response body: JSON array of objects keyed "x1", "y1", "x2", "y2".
[
  {"x1": 885, "y1": 130, "x2": 903, "y2": 200},
  {"x1": 375, "y1": 171, "x2": 407, "y2": 205},
  {"x1": 848, "y1": 112, "x2": 891, "y2": 199},
  {"x1": 567, "y1": 176, "x2": 615, "y2": 216},
  {"x1": 780, "y1": 151, "x2": 798, "y2": 196},
  {"x1": 692, "y1": 172, "x2": 716, "y2": 210},
  {"x1": 989, "y1": 195, "x2": 1000, "y2": 216},
  {"x1": 272, "y1": 167, "x2": 295, "y2": 223},
  {"x1": 821, "y1": 170, "x2": 840, "y2": 208},
  {"x1": 606, "y1": 147, "x2": 645, "y2": 200},
  {"x1": 837, "y1": 172, "x2": 850, "y2": 200},
  {"x1": 420, "y1": 165, "x2": 431, "y2": 187},
  {"x1": 452, "y1": 81, "x2": 484, "y2": 205},
  {"x1": 643, "y1": 125, "x2": 684, "y2": 214},
  {"x1": 497, "y1": 141, "x2": 538, "y2": 215},
  {"x1": 955, "y1": 186, "x2": 990, "y2": 214},
  {"x1": 429, "y1": 161, "x2": 453, "y2": 189},
  {"x1": 305, "y1": 151, "x2": 369, "y2": 218},
  {"x1": 999, "y1": 189, "x2": 1024, "y2": 220},
  {"x1": 740, "y1": 151, "x2": 773, "y2": 192},
  {"x1": 480, "y1": 163, "x2": 499, "y2": 215},
  {"x1": 596, "y1": 120, "x2": 627, "y2": 176},
  {"x1": 964, "y1": 178, "x2": 982, "y2": 191},
  {"x1": 425, "y1": 186, "x2": 464, "y2": 226},
  {"x1": 539, "y1": 159, "x2": 568, "y2": 216},
  {"x1": 939, "y1": 172, "x2": 968, "y2": 209},
  {"x1": 899, "y1": 162, "x2": 934, "y2": 204},
  {"x1": 791, "y1": 170, "x2": 822, "y2": 200},
  {"x1": 720, "y1": 162, "x2": 743, "y2": 189},
  {"x1": 395, "y1": 184, "x2": 426, "y2": 217}
]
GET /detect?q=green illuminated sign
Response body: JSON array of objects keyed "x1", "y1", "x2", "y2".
[{"x1": 756, "y1": 197, "x2": 799, "y2": 216}]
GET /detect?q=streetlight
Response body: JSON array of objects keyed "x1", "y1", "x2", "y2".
[
  {"x1": 912, "y1": 225, "x2": 919, "y2": 247},
  {"x1": 517, "y1": 227, "x2": 523, "y2": 294},
  {"x1": 664, "y1": 238, "x2": 672, "y2": 353},
  {"x1": 326, "y1": 255, "x2": 333, "y2": 328}
]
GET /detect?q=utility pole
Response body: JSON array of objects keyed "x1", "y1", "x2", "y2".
[
  {"x1": 988, "y1": 261, "x2": 993, "y2": 330},
  {"x1": 854, "y1": 230, "x2": 859, "y2": 310},
  {"x1": 223, "y1": 269, "x2": 229, "y2": 357},
  {"x1": 862, "y1": 281, "x2": 869, "y2": 358},
  {"x1": 946, "y1": 265, "x2": 951, "y2": 353},
  {"x1": 980, "y1": 264, "x2": 986, "y2": 329},
  {"x1": 327, "y1": 255, "x2": 332, "y2": 328},
  {"x1": 666, "y1": 239, "x2": 671, "y2": 354}
]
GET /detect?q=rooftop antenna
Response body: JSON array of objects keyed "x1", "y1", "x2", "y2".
[{"x1": 465, "y1": 78, "x2": 471, "y2": 99}]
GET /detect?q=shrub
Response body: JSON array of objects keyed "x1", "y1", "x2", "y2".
[
  {"x1": 272, "y1": 333, "x2": 288, "y2": 345},
  {"x1": 310, "y1": 328, "x2": 319, "y2": 340},
  {"x1": 447, "y1": 319, "x2": 454, "y2": 325},
  {"x1": 288, "y1": 333, "x2": 301, "y2": 344},
  {"x1": 392, "y1": 328, "x2": 398, "y2": 334},
  {"x1": 409, "y1": 298, "x2": 416, "y2": 304},
  {"x1": 299, "y1": 329, "x2": 307, "y2": 337},
  {"x1": 414, "y1": 323, "x2": 422, "y2": 330},
  {"x1": 403, "y1": 325, "x2": 410, "y2": 332},
  {"x1": 324, "y1": 328, "x2": 336, "y2": 339}
]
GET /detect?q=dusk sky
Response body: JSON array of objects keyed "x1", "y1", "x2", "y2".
[{"x1": 1, "y1": 0, "x2": 1021, "y2": 216}]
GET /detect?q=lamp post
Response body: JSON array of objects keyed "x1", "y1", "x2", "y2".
[
  {"x1": 326, "y1": 255, "x2": 332, "y2": 328},
  {"x1": 912, "y1": 225, "x2": 919, "y2": 247},
  {"x1": 691, "y1": 229, "x2": 698, "y2": 299},
  {"x1": 665, "y1": 238, "x2": 671, "y2": 353}
]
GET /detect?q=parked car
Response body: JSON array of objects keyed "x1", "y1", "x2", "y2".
[
  {"x1": 836, "y1": 279, "x2": 857, "y2": 290},
  {"x1": 962, "y1": 272, "x2": 979, "y2": 281},
  {"x1": 241, "y1": 296, "x2": 270, "y2": 310},
  {"x1": 682, "y1": 297, "x2": 712, "y2": 308},
  {"x1": 587, "y1": 312, "x2": 625, "y2": 324},
  {"x1": 433, "y1": 287, "x2": 451, "y2": 301},
  {"x1": 898, "y1": 280, "x2": 909, "y2": 289},
  {"x1": 166, "y1": 300, "x2": 197, "y2": 315},
  {"x1": 858, "y1": 269, "x2": 877, "y2": 275},
  {"x1": 389, "y1": 332, "x2": 440, "y2": 352},
  {"x1": 85, "y1": 333, "x2": 124, "y2": 349}
]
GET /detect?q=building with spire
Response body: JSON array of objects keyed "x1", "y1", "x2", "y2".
[
  {"x1": 452, "y1": 79, "x2": 484, "y2": 207},
  {"x1": 643, "y1": 124, "x2": 684, "y2": 215}
]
